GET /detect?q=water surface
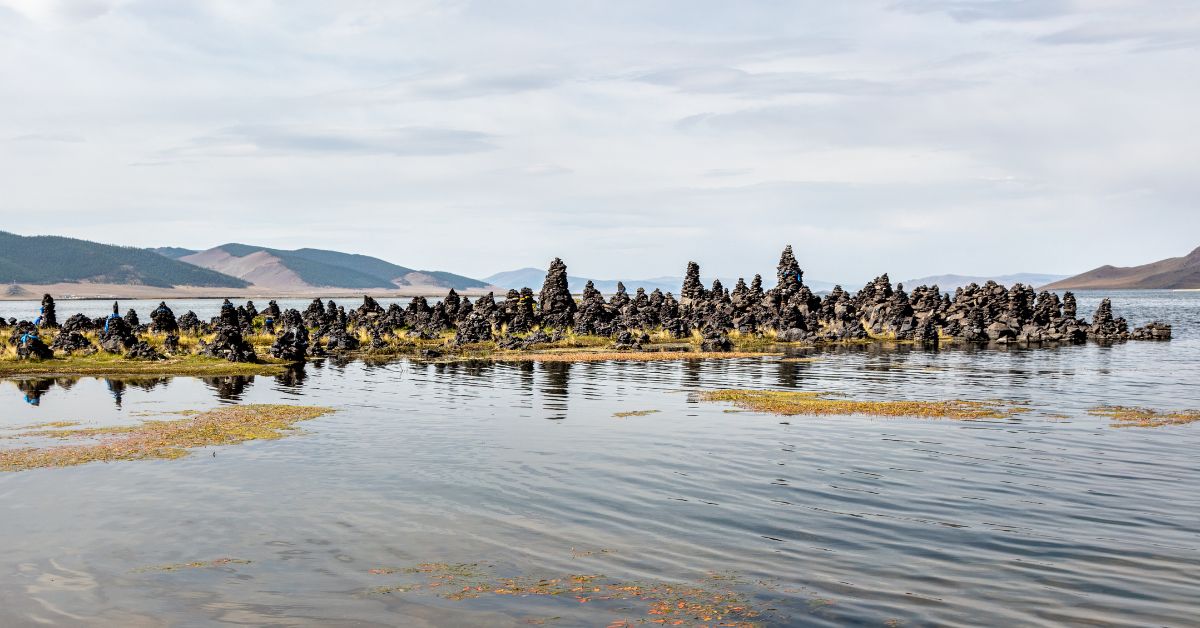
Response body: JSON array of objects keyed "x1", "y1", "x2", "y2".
[{"x1": 1, "y1": 292, "x2": 1197, "y2": 626}]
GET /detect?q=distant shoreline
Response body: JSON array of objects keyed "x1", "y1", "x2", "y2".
[{"x1": 1, "y1": 282, "x2": 497, "y2": 301}]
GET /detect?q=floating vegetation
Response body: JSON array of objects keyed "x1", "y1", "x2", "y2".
[
  {"x1": 10, "y1": 420, "x2": 81, "y2": 430},
  {"x1": 780, "y1": 357, "x2": 820, "y2": 363},
  {"x1": 0, "y1": 404, "x2": 333, "y2": 472},
  {"x1": 612, "y1": 410, "x2": 660, "y2": 418},
  {"x1": 698, "y1": 390, "x2": 1028, "y2": 420},
  {"x1": 571, "y1": 547, "x2": 615, "y2": 558},
  {"x1": 134, "y1": 558, "x2": 251, "y2": 572},
  {"x1": 1089, "y1": 406, "x2": 1200, "y2": 428},
  {"x1": 369, "y1": 563, "x2": 762, "y2": 626},
  {"x1": 488, "y1": 351, "x2": 779, "y2": 363}
]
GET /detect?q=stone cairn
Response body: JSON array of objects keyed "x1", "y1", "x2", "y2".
[{"x1": 4, "y1": 247, "x2": 1171, "y2": 362}]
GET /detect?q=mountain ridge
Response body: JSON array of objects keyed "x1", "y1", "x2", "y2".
[
  {"x1": 0, "y1": 231, "x2": 249, "y2": 288},
  {"x1": 1043, "y1": 247, "x2": 1200, "y2": 290},
  {"x1": 178, "y1": 244, "x2": 489, "y2": 291}
]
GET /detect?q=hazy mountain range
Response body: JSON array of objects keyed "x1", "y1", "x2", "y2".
[
  {"x1": 157, "y1": 244, "x2": 487, "y2": 291},
  {"x1": 899, "y1": 273, "x2": 1070, "y2": 292}
]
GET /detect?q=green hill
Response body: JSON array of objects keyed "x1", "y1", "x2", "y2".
[{"x1": 0, "y1": 231, "x2": 249, "y2": 288}]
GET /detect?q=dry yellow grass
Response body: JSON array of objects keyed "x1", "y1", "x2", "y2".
[
  {"x1": 698, "y1": 390, "x2": 1027, "y2": 420},
  {"x1": 1089, "y1": 406, "x2": 1200, "y2": 428},
  {"x1": 0, "y1": 404, "x2": 333, "y2": 472}
]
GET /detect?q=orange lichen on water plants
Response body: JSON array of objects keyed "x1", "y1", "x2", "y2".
[
  {"x1": 698, "y1": 390, "x2": 1028, "y2": 420},
  {"x1": 368, "y1": 562, "x2": 762, "y2": 626},
  {"x1": 0, "y1": 404, "x2": 332, "y2": 472},
  {"x1": 1089, "y1": 406, "x2": 1200, "y2": 428}
]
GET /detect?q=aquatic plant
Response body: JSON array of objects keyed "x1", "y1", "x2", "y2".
[
  {"x1": 134, "y1": 558, "x2": 251, "y2": 572},
  {"x1": 369, "y1": 562, "x2": 762, "y2": 626},
  {"x1": 612, "y1": 410, "x2": 660, "y2": 418},
  {"x1": 0, "y1": 404, "x2": 333, "y2": 471},
  {"x1": 697, "y1": 390, "x2": 1028, "y2": 420},
  {"x1": 1089, "y1": 406, "x2": 1200, "y2": 428}
]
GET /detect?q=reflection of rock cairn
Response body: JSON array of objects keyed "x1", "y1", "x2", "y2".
[
  {"x1": 38, "y1": 294, "x2": 58, "y2": 328},
  {"x1": 270, "y1": 309, "x2": 309, "y2": 361},
  {"x1": 538, "y1": 258, "x2": 577, "y2": 329}
]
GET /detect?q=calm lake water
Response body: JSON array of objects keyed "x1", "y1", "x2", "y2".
[{"x1": 1, "y1": 291, "x2": 1198, "y2": 626}]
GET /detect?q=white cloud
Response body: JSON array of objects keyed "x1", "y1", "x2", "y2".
[{"x1": 0, "y1": 0, "x2": 1197, "y2": 283}]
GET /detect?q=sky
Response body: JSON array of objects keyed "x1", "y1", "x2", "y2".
[{"x1": 1, "y1": 0, "x2": 1198, "y2": 286}]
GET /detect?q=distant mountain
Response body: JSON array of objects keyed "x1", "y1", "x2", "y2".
[
  {"x1": 0, "y1": 231, "x2": 249, "y2": 288},
  {"x1": 1043, "y1": 247, "x2": 1200, "y2": 290},
  {"x1": 150, "y1": 246, "x2": 198, "y2": 260},
  {"x1": 176, "y1": 244, "x2": 488, "y2": 291},
  {"x1": 485, "y1": 268, "x2": 839, "y2": 294},
  {"x1": 901, "y1": 273, "x2": 1070, "y2": 292}
]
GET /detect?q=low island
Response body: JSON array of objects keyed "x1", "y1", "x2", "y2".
[{"x1": 1, "y1": 246, "x2": 1171, "y2": 377}]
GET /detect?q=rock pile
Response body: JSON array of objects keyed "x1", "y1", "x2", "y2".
[
  {"x1": 38, "y1": 294, "x2": 57, "y2": 328},
  {"x1": 198, "y1": 300, "x2": 257, "y2": 362}
]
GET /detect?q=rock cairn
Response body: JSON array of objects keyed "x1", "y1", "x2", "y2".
[{"x1": 3, "y1": 247, "x2": 1172, "y2": 364}]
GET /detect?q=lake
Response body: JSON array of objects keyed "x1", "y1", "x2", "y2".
[{"x1": 1, "y1": 291, "x2": 1197, "y2": 626}]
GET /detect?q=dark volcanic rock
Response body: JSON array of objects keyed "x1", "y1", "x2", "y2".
[
  {"x1": 13, "y1": 324, "x2": 53, "y2": 359},
  {"x1": 51, "y1": 330, "x2": 95, "y2": 354},
  {"x1": 199, "y1": 300, "x2": 258, "y2": 362},
  {"x1": 453, "y1": 309, "x2": 494, "y2": 345},
  {"x1": 538, "y1": 258, "x2": 577, "y2": 329},
  {"x1": 150, "y1": 301, "x2": 179, "y2": 334},
  {"x1": 38, "y1": 294, "x2": 58, "y2": 328},
  {"x1": 1131, "y1": 321, "x2": 1172, "y2": 340},
  {"x1": 270, "y1": 309, "x2": 309, "y2": 361},
  {"x1": 178, "y1": 311, "x2": 202, "y2": 334}
]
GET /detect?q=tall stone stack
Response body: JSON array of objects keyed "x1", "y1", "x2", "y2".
[
  {"x1": 538, "y1": 258, "x2": 576, "y2": 328},
  {"x1": 39, "y1": 294, "x2": 57, "y2": 328}
]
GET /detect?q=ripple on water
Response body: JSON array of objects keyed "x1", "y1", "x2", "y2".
[{"x1": 1, "y1": 293, "x2": 1198, "y2": 626}]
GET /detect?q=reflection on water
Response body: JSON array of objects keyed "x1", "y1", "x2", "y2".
[{"x1": 1, "y1": 292, "x2": 1198, "y2": 626}]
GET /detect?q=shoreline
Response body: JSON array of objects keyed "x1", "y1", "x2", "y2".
[{"x1": 1, "y1": 282, "x2": 497, "y2": 301}]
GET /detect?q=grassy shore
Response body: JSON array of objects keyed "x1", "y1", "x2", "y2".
[{"x1": 1, "y1": 326, "x2": 793, "y2": 377}]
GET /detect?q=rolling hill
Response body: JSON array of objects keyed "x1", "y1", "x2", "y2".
[
  {"x1": 1043, "y1": 246, "x2": 1200, "y2": 290},
  {"x1": 0, "y1": 231, "x2": 249, "y2": 288},
  {"x1": 177, "y1": 244, "x2": 489, "y2": 291}
]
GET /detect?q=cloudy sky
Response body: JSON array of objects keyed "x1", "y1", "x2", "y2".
[{"x1": 2, "y1": 0, "x2": 1197, "y2": 285}]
